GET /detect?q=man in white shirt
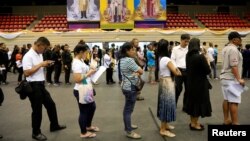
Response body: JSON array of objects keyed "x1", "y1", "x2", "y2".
[
  {"x1": 22, "y1": 37, "x2": 66, "y2": 141},
  {"x1": 170, "y1": 34, "x2": 190, "y2": 111},
  {"x1": 207, "y1": 42, "x2": 217, "y2": 79}
]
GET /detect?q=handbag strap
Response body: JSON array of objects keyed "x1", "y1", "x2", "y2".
[{"x1": 122, "y1": 73, "x2": 133, "y2": 85}]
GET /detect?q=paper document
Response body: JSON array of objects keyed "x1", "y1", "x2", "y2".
[
  {"x1": 91, "y1": 66, "x2": 107, "y2": 83},
  {"x1": 228, "y1": 83, "x2": 244, "y2": 97}
]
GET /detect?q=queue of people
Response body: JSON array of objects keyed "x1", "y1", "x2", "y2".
[{"x1": 0, "y1": 32, "x2": 248, "y2": 140}]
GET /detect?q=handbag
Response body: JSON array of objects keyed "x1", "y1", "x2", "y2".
[
  {"x1": 78, "y1": 79, "x2": 95, "y2": 104},
  {"x1": 123, "y1": 74, "x2": 145, "y2": 91},
  {"x1": 15, "y1": 80, "x2": 33, "y2": 100}
]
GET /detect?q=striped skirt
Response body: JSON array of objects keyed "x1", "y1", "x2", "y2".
[{"x1": 157, "y1": 77, "x2": 176, "y2": 122}]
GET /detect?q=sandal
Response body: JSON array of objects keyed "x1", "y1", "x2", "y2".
[
  {"x1": 166, "y1": 125, "x2": 175, "y2": 130},
  {"x1": 126, "y1": 131, "x2": 141, "y2": 139},
  {"x1": 131, "y1": 124, "x2": 138, "y2": 129},
  {"x1": 80, "y1": 132, "x2": 96, "y2": 138},
  {"x1": 160, "y1": 130, "x2": 176, "y2": 137},
  {"x1": 87, "y1": 126, "x2": 100, "y2": 132}
]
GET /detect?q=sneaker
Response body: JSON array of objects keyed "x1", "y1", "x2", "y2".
[
  {"x1": 126, "y1": 131, "x2": 141, "y2": 139},
  {"x1": 32, "y1": 133, "x2": 47, "y2": 141}
]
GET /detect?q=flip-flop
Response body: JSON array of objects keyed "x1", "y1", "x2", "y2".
[
  {"x1": 87, "y1": 126, "x2": 100, "y2": 132},
  {"x1": 80, "y1": 132, "x2": 96, "y2": 138}
]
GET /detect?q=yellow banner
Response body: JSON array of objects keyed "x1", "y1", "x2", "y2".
[{"x1": 100, "y1": 0, "x2": 134, "y2": 29}]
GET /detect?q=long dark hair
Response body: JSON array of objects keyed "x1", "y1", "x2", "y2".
[
  {"x1": 187, "y1": 38, "x2": 200, "y2": 56},
  {"x1": 158, "y1": 39, "x2": 169, "y2": 58}
]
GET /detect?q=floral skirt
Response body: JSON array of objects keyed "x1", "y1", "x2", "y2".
[{"x1": 157, "y1": 77, "x2": 176, "y2": 122}]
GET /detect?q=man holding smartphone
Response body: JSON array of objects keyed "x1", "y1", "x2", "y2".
[{"x1": 22, "y1": 37, "x2": 66, "y2": 141}]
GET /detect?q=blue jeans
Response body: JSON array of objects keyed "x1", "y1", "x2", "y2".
[{"x1": 122, "y1": 87, "x2": 137, "y2": 132}]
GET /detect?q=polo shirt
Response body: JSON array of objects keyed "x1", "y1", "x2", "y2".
[
  {"x1": 22, "y1": 48, "x2": 45, "y2": 82},
  {"x1": 220, "y1": 44, "x2": 243, "y2": 80}
]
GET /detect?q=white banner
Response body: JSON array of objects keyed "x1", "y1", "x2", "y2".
[{"x1": 0, "y1": 32, "x2": 24, "y2": 39}]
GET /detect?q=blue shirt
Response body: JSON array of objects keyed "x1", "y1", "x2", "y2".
[
  {"x1": 147, "y1": 50, "x2": 155, "y2": 67},
  {"x1": 214, "y1": 48, "x2": 218, "y2": 57}
]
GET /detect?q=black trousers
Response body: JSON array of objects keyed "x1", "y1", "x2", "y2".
[
  {"x1": 28, "y1": 82, "x2": 59, "y2": 135},
  {"x1": 1, "y1": 70, "x2": 7, "y2": 83},
  {"x1": 175, "y1": 69, "x2": 187, "y2": 110},
  {"x1": 54, "y1": 64, "x2": 61, "y2": 83},
  {"x1": 17, "y1": 67, "x2": 23, "y2": 82},
  {"x1": 106, "y1": 68, "x2": 114, "y2": 83},
  {"x1": 74, "y1": 90, "x2": 96, "y2": 134},
  {"x1": 46, "y1": 66, "x2": 54, "y2": 83},
  {"x1": 64, "y1": 64, "x2": 71, "y2": 83}
]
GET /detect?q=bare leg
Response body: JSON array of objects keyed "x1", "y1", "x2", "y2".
[
  {"x1": 190, "y1": 116, "x2": 202, "y2": 129},
  {"x1": 222, "y1": 100, "x2": 232, "y2": 124},
  {"x1": 229, "y1": 102, "x2": 239, "y2": 125}
]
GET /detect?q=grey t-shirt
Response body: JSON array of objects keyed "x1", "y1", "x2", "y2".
[{"x1": 220, "y1": 44, "x2": 243, "y2": 80}]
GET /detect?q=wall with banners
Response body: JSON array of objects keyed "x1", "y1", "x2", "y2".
[
  {"x1": 134, "y1": 0, "x2": 167, "y2": 21},
  {"x1": 1, "y1": 28, "x2": 249, "y2": 62},
  {"x1": 100, "y1": 0, "x2": 134, "y2": 29}
]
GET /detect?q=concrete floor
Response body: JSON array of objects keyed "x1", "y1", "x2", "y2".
[{"x1": 0, "y1": 72, "x2": 249, "y2": 141}]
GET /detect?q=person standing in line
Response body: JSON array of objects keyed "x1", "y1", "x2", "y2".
[
  {"x1": 143, "y1": 45, "x2": 148, "y2": 71},
  {"x1": 22, "y1": 37, "x2": 66, "y2": 141},
  {"x1": 147, "y1": 43, "x2": 156, "y2": 84},
  {"x1": 131, "y1": 38, "x2": 145, "y2": 101},
  {"x1": 62, "y1": 44, "x2": 73, "y2": 85},
  {"x1": 97, "y1": 46, "x2": 103, "y2": 66},
  {"x1": 15, "y1": 48, "x2": 24, "y2": 84},
  {"x1": 220, "y1": 32, "x2": 245, "y2": 125},
  {"x1": 52, "y1": 45, "x2": 62, "y2": 86},
  {"x1": 72, "y1": 44, "x2": 99, "y2": 138},
  {"x1": 104, "y1": 49, "x2": 115, "y2": 84},
  {"x1": 0, "y1": 43, "x2": 9, "y2": 85},
  {"x1": 207, "y1": 42, "x2": 217, "y2": 79},
  {"x1": 153, "y1": 41, "x2": 159, "y2": 82},
  {"x1": 214, "y1": 44, "x2": 218, "y2": 65},
  {"x1": 157, "y1": 39, "x2": 181, "y2": 137},
  {"x1": 242, "y1": 44, "x2": 250, "y2": 79},
  {"x1": 170, "y1": 34, "x2": 190, "y2": 111},
  {"x1": 120, "y1": 42, "x2": 143, "y2": 139},
  {"x1": 185, "y1": 38, "x2": 212, "y2": 131},
  {"x1": 43, "y1": 46, "x2": 54, "y2": 85}
]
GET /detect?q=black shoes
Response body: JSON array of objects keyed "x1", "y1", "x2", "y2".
[
  {"x1": 0, "y1": 134, "x2": 3, "y2": 139},
  {"x1": 189, "y1": 124, "x2": 204, "y2": 131},
  {"x1": 32, "y1": 133, "x2": 47, "y2": 141},
  {"x1": 50, "y1": 125, "x2": 67, "y2": 132}
]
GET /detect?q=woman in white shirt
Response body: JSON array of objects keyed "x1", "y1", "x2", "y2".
[
  {"x1": 72, "y1": 44, "x2": 99, "y2": 138},
  {"x1": 157, "y1": 39, "x2": 181, "y2": 137}
]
